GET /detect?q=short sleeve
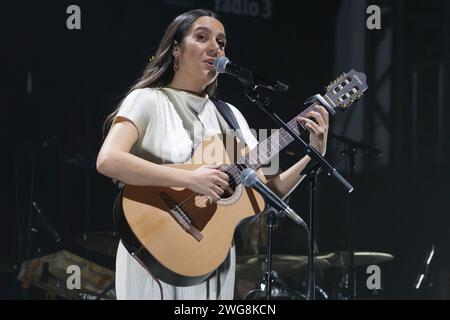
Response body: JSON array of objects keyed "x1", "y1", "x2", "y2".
[
  {"x1": 227, "y1": 103, "x2": 259, "y2": 150},
  {"x1": 114, "y1": 88, "x2": 156, "y2": 138}
]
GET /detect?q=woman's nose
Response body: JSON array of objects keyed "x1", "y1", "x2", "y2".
[{"x1": 208, "y1": 44, "x2": 221, "y2": 56}]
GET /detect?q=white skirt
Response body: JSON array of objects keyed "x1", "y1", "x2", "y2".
[{"x1": 115, "y1": 242, "x2": 236, "y2": 300}]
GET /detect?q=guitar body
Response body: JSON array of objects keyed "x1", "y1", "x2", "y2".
[{"x1": 113, "y1": 134, "x2": 266, "y2": 286}]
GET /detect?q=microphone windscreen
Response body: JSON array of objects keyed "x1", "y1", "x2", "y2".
[
  {"x1": 213, "y1": 56, "x2": 229, "y2": 73},
  {"x1": 240, "y1": 168, "x2": 258, "y2": 187}
]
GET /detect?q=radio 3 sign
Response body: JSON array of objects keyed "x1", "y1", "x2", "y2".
[{"x1": 215, "y1": 0, "x2": 272, "y2": 19}]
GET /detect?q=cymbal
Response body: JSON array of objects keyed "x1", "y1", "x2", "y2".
[
  {"x1": 236, "y1": 254, "x2": 330, "y2": 279},
  {"x1": 75, "y1": 232, "x2": 120, "y2": 257},
  {"x1": 316, "y1": 251, "x2": 394, "y2": 268}
]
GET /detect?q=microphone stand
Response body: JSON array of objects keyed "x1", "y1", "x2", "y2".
[
  {"x1": 242, "y1": 84, "x2": 353, "y2": 301},
  {"x1": 264, "y1": 207, "x2": 281, "y2": 300},
  {"x1": 332, "y1": 133, "x2": 382, "y2": 299},
  {"x1": 242, "y1": 206, "x2": 282, "y2": 301},
  {"x1": 300, "y1": 162, "x2": 322, "y2": 300},
  {"x1": 342, "y1": 142, "x2": 356, "y2": 300}
]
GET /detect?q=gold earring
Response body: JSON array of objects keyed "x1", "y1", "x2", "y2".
[{"x1": 173, "y1": 57, "x2": 179, "y2": 71}]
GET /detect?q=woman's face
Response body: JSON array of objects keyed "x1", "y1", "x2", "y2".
[{"x1": 174, "y1": 16, "x2": 226, "y2": 89}]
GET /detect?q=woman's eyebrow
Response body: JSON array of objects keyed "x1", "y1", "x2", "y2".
[{"x1": 194, "y1": 26, "x2": 226, "y2": 40}]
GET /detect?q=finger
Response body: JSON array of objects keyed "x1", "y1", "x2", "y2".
[
  {"x1": 211, "y1": 184, "x2": 224, "y2": 195},
  {"x1": 304, "y1": 122, "x2": 318, "y2": 135},
  {"x1": 298, "y1": 116, "x2": 320, "y2": 131},
  {"x1": 304, "y1": 121, "x2": 322, "y2": 136},
  {"x1": 314, "y1": 105, "x2": 329, "y2": 125},
  {"x1": 210, "y1": 191, "x2": 221, "y2": 202},
  {"x1": 297, "y1": 116, "x2": 311, "y2": 126},
  {"x1": 215, "y1": 177, "x2": 229, "y2": 190},
  {"x1": 305, "y1": 111, "x2": 326, "y2": 128},
  {"x1": 218, "y1": 171, "x2": 229, "y2": 181},
  {"x1": 205, "y1": 163, "x2": 223, "y2": 169}
]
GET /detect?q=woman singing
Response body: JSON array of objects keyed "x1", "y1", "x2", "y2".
[{"x1": 97, "y1": 9, "x2": 329, "y2": 300}]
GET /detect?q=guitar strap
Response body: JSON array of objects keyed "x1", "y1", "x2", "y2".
[{"x1": 210, "y1": 98, "x2": 241, "y2": 131}]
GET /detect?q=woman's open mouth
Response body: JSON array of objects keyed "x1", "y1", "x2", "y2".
[{"x1": 205, "y1": 61, "x2": 215, "y2": 70}]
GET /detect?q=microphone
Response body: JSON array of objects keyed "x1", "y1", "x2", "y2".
[
  {"x1": 240, "y1": 168, "x2": 306, "y2": 228},
  {"x1": 213, "y1": 56, "x2": 289, "y2": 92}
]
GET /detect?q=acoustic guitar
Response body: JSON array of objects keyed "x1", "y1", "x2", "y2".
[{"x1": 113, "y1": 70, "x2": 368, "y2": 286}]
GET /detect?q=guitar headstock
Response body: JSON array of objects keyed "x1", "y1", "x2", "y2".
[{"x1": 325, "y1": 70, "x2": 368, "y2": 110}]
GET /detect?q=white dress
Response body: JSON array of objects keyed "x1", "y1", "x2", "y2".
[{"x1": 113, "y1": 87, "x2": 258, "y2": 300}]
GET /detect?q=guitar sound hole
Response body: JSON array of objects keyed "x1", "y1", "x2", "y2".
[{"x1": 220, "y1": 167, "x2": 241, "y2": 199}]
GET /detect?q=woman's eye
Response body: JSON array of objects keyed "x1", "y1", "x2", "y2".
[{"x1": 197, "y1": 34, "x2": 207, "y2": 41}]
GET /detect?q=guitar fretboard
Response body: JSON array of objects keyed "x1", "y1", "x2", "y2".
[
  {"x1": 225, "y1": 99, "x2": 330, "y2": 187},
  {"x1": 243, "y1": 101, "x2": 323, "y2": 172}
]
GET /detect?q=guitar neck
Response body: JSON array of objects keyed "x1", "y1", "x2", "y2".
[
  {"x1": 243, "y1": 101, "x2": 324, "y2": 172},
  {"x1": 227, "y1": 69, "x2": 367, "y2": 184}
]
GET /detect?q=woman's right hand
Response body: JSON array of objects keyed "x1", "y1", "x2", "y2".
[{"x1": 186, "y1": 164, "x2": 229, "y2": 202}]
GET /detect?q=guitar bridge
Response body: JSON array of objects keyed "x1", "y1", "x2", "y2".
[{"x1": 160, "y1": 192, "x2": 203, "y2": 242}]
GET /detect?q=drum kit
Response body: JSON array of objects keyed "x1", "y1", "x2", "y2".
[
  {"x1": 235, "y1": 251, "x2": 394, "y2": 300},
  {"x1": 3, "y1": 226, "x2": 394, "y2": 300},
  {"x1": 2, "y1": 231, "x2": 120, "y2": 300}
]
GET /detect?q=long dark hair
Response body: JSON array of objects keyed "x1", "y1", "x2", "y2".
[{"x1": 103, "y1": 9, "x2": 222, "y2": 133}]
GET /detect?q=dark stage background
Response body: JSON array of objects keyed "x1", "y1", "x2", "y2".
[{"x1": 1, "y1": 0, "x2": 449, "y2": 300}]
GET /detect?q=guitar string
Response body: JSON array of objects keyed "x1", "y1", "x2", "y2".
[
  {"x1": 177, "y1": 99, "x2": 329, "y2": 211},
  {"x1": 172, "y1": 88, "x2": 358, "y2": 212},
  {"x1": 175, "y1": 110, "x2": 313, "y2": 211},
  {"x1": 175, "y1": 93, "x2": 345, "y2": 211},
  {"x1": 176, "y1": 124, "x2": 296, "y2": 212},
  {"x1": 176, "y1": 118, "x2": 298, "y2": 211},
  {"x1": 176, "y1": 163, "x2": 246, "y2": 212},
  {"x1": 175, "y1": 102, "x2": 326, "y2": 212}
]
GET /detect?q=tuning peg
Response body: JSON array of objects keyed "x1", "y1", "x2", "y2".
[{"x1": 327, "y1": 81, "x2": 336, "y2": 91}]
